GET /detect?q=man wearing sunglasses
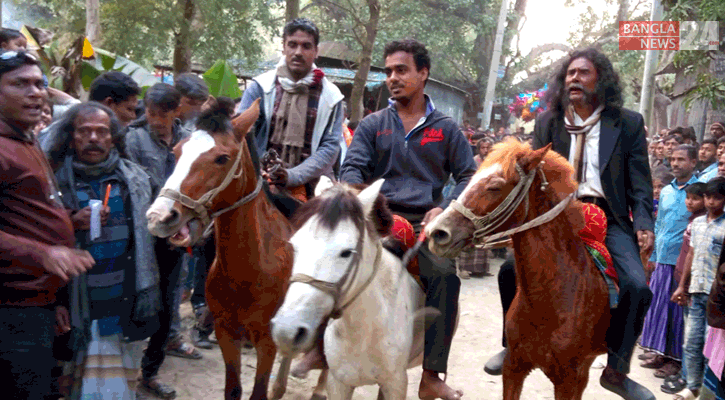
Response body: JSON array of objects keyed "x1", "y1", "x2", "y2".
[{"x1": 0, "y1": 51, "x2": 95, "y2": 399}]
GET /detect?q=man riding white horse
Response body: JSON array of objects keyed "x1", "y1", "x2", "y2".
[{"x1": 340, "y1": 39, "x2": 477, "y2": 400}]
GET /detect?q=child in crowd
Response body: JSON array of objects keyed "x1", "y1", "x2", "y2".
[
  {"x1": 659, "y1": 183, "x2": 708, "y2": 394},
  {"x1": 672, "y1": 177, "x2": 725, "y2": 400}
]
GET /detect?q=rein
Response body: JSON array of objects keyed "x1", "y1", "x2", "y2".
[
  {"x1": 159, "y1": 133, "x2": 263, "y2": 228},
  {"x1": 289, "y1": 236, "x2": 382, "y2": 320},
  {"x1": 450, "y1": 162, "x2": 576, "y2": 249}
]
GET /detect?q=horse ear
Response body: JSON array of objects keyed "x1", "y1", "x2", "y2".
[
  {"x1": 522, "y1": 143, "x2": 551, "y2": 171},
  {"x1": 233, "y1": 99, "x2": 260, "y2": 142},
  {"x1": 358, "y1": 179, "x2": 384, "y2": 216},
  {"x1": 314, "y1": 176, "x2": 335, "y2": 197}
]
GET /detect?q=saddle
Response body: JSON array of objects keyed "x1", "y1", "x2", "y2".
[
  {"x1": 578, "y1": 202, "x2": 619, "y2": 308},
  {"x1": 384, "y1": 215, "x2": 426, "y2": 290}
]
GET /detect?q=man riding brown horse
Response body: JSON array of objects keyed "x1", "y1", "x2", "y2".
[{"x1": 485, "y1": 47, "x2": 656, "y2": 400}]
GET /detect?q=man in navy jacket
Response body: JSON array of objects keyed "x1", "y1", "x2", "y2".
[{"x1": 341, "y1": 39, "x2": 476, "y2": 400}]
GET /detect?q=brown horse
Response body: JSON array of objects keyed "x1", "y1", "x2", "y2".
[
  {"x1": 426, "y1": 140, "x2": 610, "y2": 400},
  {"x1": 146, "y1": 99, "x2": 294, "y2": 400}
]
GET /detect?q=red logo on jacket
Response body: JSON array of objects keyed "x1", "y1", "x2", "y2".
[{"x1": 420, "y1": 128, "x2": 444, "y2": 146}]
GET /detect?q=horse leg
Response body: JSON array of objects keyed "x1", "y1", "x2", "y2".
[
  {"x1": 502, "y1": 352, "x2": 531, "y2": 400},
  {"x1": 326, "y1": 373, "x2": 354, "y2": 400},
  {"x1": 216, "y1": 324, "x2": 244, "y2": 400},
  {"x1": 248, "y1": 327, "x2": 277, "y2": 400},
  {"x1": 378, "y1": 370, "x2": 407, "y2": 400},
  {"x1": 270, "y1": 355, "x2": 291, "y2": 400},
  {"x1": 310, "y1": 369, "x2": 328, "y2": 400}
]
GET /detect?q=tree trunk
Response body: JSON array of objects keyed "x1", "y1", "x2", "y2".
[
  {"x1": 173, "y1": 0, "x2": 196, "y2": 78},
  {"x1": 85, "y1": 0, "x2": 102, "y2": 45},
  {"x1": 349, "y1": 0, "x2": 380, "y2": 123},
  {"x1": 286, "y1": 0, "x2": 300, "y2": 23}
]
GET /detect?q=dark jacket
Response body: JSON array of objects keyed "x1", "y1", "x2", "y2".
[
  {"x1": 0, "y1": 119, "x2": 75, "y2": 306},
  {"x1": 340, "y1": 106, "x2": 476, "y2": 214},
  {"x1": 532, "y1": 107, "x2": 654, "y2": 235},
  {"x1": 124, "y1": 120, "x2": 190, "y2": 194}
]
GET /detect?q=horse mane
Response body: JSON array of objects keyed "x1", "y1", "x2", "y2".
[
  {"x1": 292, "y1": 184, "x2": 393, "y2": 238},
  {"x1": 196, "y1": 100, "x2": 234, "y2": 134},
  {"x1": 481, "y1": 138, "x2": 578, "y2": 201}
]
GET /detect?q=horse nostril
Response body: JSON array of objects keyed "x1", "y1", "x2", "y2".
[
  {"x1": 292, "y1": 327, "x2": 308, "y2": 346},
  {"x1": 431, "y1": 228, "x2": 451, "y2": 244},
  {"x1": 161, "y1": 209, "x2": 180, "y2": 224}
]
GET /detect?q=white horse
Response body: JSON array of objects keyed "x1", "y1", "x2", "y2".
[{"x1": 271, "y1": 179, "x2": 431, "y2": 400}]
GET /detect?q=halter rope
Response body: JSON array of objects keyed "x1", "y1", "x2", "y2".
[
  {"x1": 450, "y1": 162, "x2": 576, "y2": 249},
  {"x1": 159, "y1": 132, "x2": 263, "y2": 229}
]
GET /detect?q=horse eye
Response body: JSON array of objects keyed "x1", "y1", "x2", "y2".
[
  {"x1": 340, "y1": 250, "x2": 354, "y2": 258},
  {"x1": 214, "y1": 155, "x2": 230, "y2": 165}
]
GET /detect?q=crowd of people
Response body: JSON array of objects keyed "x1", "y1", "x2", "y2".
[{"x1": 0, "y1": 13, "x2": 724, "y2": 400}]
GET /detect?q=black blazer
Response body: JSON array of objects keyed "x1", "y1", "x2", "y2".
[{"x1": 532, "y1": 107, "x2": 654, "y2": 235}]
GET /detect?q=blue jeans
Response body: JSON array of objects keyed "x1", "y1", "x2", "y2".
[{"x1": 683, "y1": 293, "x2": 710, "y2": 391}]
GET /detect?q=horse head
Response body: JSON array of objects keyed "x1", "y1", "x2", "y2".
[
  {"x1": 146, "y1": 98, "x2": 260, "y2": 247},
  {"x1": 271, "y1": 179, "x2": 393, "y2": 356},
  {"x1": 427, "y1": 139, "x2": 578, "y2": 258}
]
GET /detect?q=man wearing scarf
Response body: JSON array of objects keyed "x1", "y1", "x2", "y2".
[
  {"x1": 485, "y1": 48, "x2": 656, "y2": 400},
  {"x1": 237, "y1": 18, "x2": 344, "y2": 206},
  {"x1": 45, "y1": 102, "x2": 161, "y2": 399}
]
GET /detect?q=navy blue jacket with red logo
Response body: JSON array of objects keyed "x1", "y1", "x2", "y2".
[{"x1": 340, "y1": 104, "x2": 476, "y2": 215}]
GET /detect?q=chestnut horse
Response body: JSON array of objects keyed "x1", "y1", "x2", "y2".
[
  {"x1": 146, "y1": 100, "x2": 294, "y2": 400},
  {"x1": 426, "y1": 140, "x2": 610, "y2": 400}
]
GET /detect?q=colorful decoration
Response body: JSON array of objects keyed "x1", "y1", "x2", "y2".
[{"x1": 508, "y1": 84, "x2": 548, "y2": 122}]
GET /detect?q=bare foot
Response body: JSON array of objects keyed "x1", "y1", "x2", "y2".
[{"x1": 419, "y1": 369, "x2": 463, "y2": 400}]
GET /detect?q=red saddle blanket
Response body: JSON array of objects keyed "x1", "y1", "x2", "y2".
[
  {"x1": 578, "y1": 202, "x2": 618, "y2": 284},
  {"x1": 389, "y1": 215, "x2": 419, "y2": 274}
]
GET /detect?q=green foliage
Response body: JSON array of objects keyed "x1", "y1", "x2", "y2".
[
  {"x1": 10, "y1": 0, "x2": 280, "y2": 71},
  {"x1": 683, "y1": 73, "x2": 725, "y2": 110},
  {"x1": 203, "y1": 60, "x2": 243, "y2": 99}
]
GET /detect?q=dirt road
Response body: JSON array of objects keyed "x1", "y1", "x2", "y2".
[{"x1": 157, "y1": 258, "x2": 674, "y2": 399}]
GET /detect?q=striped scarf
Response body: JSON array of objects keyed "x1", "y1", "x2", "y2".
[
  {"x1": 268, "y1": 61, "x2": 324, "y2": 168},
  {"x1": 565, "y1": 104, "x2": 604, "y2": 183}
]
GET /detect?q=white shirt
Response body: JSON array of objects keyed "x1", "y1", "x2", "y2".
[{"x1": 567, "y1": 112, "x2": 605, "y2": 198}]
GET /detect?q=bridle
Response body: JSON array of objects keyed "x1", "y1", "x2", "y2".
[
  {"x1": 449, "y1": 162, "x2": 576, "y2": 249},
  {"x1": 159, "y1": 131, "x2": 263, "y2": 229},
  {"x1": 288, "y1": 228, "x2": 382, "y2": 320}
]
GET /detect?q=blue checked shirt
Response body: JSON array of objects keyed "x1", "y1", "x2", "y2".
[
  {"x1": 688, "y1": 213, "x2": 725, "y2": 294},
  {"x1": 653, "y1": 175, "x2": 700, "y2": 265}
]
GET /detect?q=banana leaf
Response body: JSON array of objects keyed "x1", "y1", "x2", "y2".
[{"x1": 203, "y1": 60, "x2": 242, "y2": 99}]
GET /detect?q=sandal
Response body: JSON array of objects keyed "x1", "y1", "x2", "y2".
[
  {"x1": 655, "y1": 361, "x2": 681, "y2": 378},
  {"x1": 673, "y1": 388, "x2": 698, "y2": 400},
  {"x1": 661, "y1": 377, "x2": 687, "y2": 394},
  {"x1": 638, "y1": 351, "x2": 656, "y2": 361},
  {"x1": 140, "y1": 378, "x2": 177, "y2": 399},
  {"x1": 640, "y1": 355, "x2": 666, "y2": 369},
  {"x1": 166, "y1": 341, "x2": 203, "y2": 360}
]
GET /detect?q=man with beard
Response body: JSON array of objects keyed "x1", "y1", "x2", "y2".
[
  {"x1": 238, "y1": 18, "x2": 344, "y2": 207},
  {"x1": 709, "y1": 121, "x2": 725, "y2": 141},
  {"x1": 44, "y1": 101, "x2": 161, "y2": 398},
  {"x1": 698, "y1": 138, "x2": 719, "y2": 182},
  {"x1": 484, "y1": 48, "x2": 655, "y2": 400},
  {"x1": 341, "y1": 38, "x2": 476, "y2": 400}
]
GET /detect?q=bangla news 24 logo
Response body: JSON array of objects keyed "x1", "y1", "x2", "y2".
[{"x1": 619, "y1": 21, "x2": 720, "y2": 50}]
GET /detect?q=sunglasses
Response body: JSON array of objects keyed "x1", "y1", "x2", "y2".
[{"x1": 0, "y1": 51, "x2": 37, "y2": 62}]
